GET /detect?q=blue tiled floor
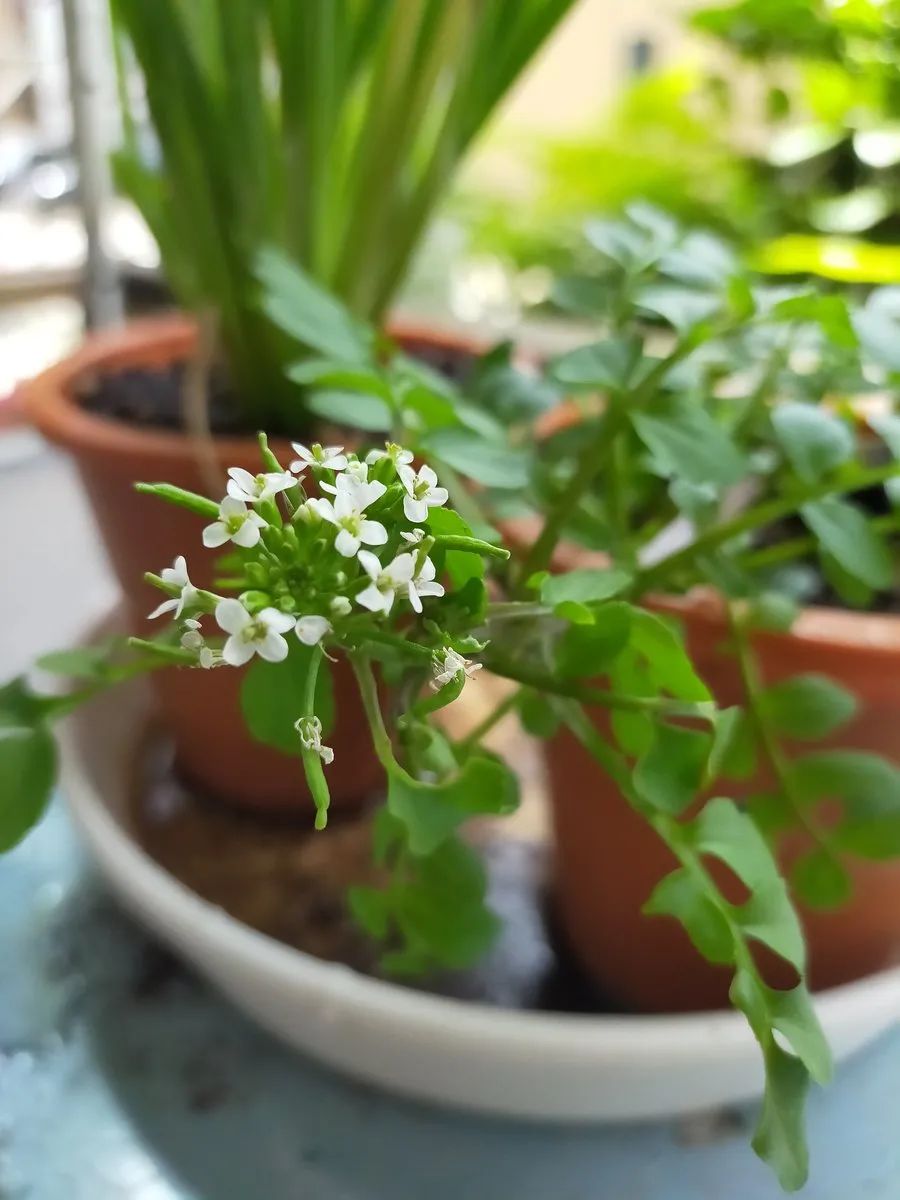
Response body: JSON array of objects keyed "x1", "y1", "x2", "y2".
[{"x1": 1, "y1": 800, "x2": 898, "y2": 1200}]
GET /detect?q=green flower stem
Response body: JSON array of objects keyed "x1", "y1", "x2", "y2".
[
  {"x1": 143, "y1": 573, "x2": 220, "y2": 612},
  {"x1": 738, "y1": 508, "x2": 900, "y2": 573},
  {"x1": 635, "y1": 461, "x2": 900, "y2": 595},
  {"x1": 515, "y1": 414, "x2": 622, "y2": 590},
  {"x1": 456, "y1": 687, "x2": 523, "y2": 754},
  {"x1": 350, "y1": 653, "x2": 398, "y2": 771},
  {"x1": 727, "y1": 604, "x2": 837, "y2": 861},
  {"x1": 483, "y1": 653, "x2": 715, "y2": 722},
  {"x1": 299, "y1": 644, "x2": 331, "y2": 830}
]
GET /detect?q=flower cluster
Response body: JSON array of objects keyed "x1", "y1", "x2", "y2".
[{"x1": 144, "y1": 440, "x2": 472, "y2": 760}]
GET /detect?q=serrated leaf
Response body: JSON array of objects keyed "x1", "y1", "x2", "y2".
[
  {"x1": 791, "y1": 749, "x2": 900, "y2": 858},
  {"x1": 635, "y1": 723, "x2": 712, "y2": 815},
  {"x1": 609, "y1": 649, "x2": 655, "y2": 755},
  {"x1": 541, "y1": 567, "x2": 632, "y2": 608},
  {"x1": 771, "y1": 402, "x2": 854, "y2": 481},
  {"x1": 645, "y1": 868, "x2": 735, "y2": 963},
  {"x1": 631, "y1": 399, "x2": 748, "y2": 487},
  {"x1": 387, "y1": 756, "x2": 519, "y2": 857},
  {"x1": 759, "y1": 674, "x2": 857, "y2": 740},
  {"x1": 240, "y1": 641, "x2": 334, "y2": 756},
  {"x1": 801, "y1": 497, "x2": 892, "y2": 590},
  {"x1": 549, "y1": 336, "x2": 643, "y2": 391},
  {"x1": 0, "y1": 724, "x2": 56, "y2": 851}
]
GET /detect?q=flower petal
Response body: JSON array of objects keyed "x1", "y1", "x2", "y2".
[
  {"x1": 216, "y1": 598, "x2": 250, "y2": 635},
  {"x1": 425, "y1": 487, "x2": 449, "y2": 508},
  {"x1": 220, "y1": 496, "x2": 247, "y2": 518},
  {"x1": 386, "y1": 552, "x2": 415, "y2": 585},
  {"x1": 258, "y1": 632, "x2": 289, "y2": 663},
  {"x1": 403, "y1": 496, "x2": 428, "y2": 523},
  {"x1": 202, "y1": 522, "x2": 230, "y2": 548},
  {"x1": 232, "y1": 521, "x2": 261, "y2": 548},
  {"x1": 335, "y1": 528, "x2": 360, "y2": 557},
  {"x1": 407, "y1": 584, "x2": 423, "y2": 614},
  {"x1": 416, "y1": 581, "x2": 445, "y2": 599},
  {"x1": 295, "y1": 615, "x2": 331, "y2": 645},
  {"x1": 260, "y1": 607, "x2": 297, "y2": 634},
  {"x1": 360, "y1": 520, "x2": 388, "y2": 546},
  {"x1": 222, "y1": 635, "x2": 255, "y2": 666},
  {"x1": 356, "y1": 583, "x2": 387, "y2": 613},
  {"x1": 356, "y1": 549, "x2": 382, "y2": 580},
  {"x1": 147, "y1": 597, "x2": 176, "y2": 620},
  {"x1": 419, "y1": 465, "x2": 438, "y2": 488}
]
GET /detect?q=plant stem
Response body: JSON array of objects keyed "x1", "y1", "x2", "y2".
[
  {"x1": 484, "y1": 653, "x2": 715, "y2": 722},
  {"x1": 727, "y1": 603, "x2": 836, "y2": 860},
  {"x1": 299, "y1": 644, "x2": 332, "y2": 829},
  {"x1": 635, "y1": 461, "x2": 900, "y2": 594},
  {"x1": 350, "y1": 652, "x2": 396, "y2": 769},
  {"x1": 457, "y1": 687, "x2": 523, "y2": 753}
]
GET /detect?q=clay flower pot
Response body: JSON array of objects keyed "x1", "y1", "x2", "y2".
[
  {"x1": 548, "y1": 591, "x2": 900, "y2": 1012},
  {"x1": 22, "y1": 314, "x2": 478, "y2": 814},
  {"x1": 505, "y1": 402, "x2": 900, "y2": 1011}
]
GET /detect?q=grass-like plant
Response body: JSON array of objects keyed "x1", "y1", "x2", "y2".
[{"x1": 110, "y1": 0, "x2": 576, "y2": 424}]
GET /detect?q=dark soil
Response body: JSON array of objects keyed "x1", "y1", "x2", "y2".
[
  {"x1": 132, "y1": 737, "x2": 622, "y2": 1016},
  {"x1": 77, "y1": 335, "x2": 475, "y2": 436}
]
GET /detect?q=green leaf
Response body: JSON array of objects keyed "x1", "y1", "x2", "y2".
[
  {"x1": 540, "y1": 567, "x2": 632, "y2": 608},
  {"x1": 635, "y1": 723, "x2": 712, "y2": 816},
  {"x1": 549, "y1": 336, "x2": 644, "y2": 391},
  {"x1": 751, "y1": 1043, "x2": 812, "y2": 1193},
  {"x1": 0, "y1": 677, "x2": 58, "y2": 726},
  {"x1": 609, "y1": 649, "x2": 655, "y2": 755},
  {"x1": 630, "y1": 610, "x2": 712, "y2": 702},
  {"x1": 0, "y1": 724, "x2": 56, "y2": 851},
  {"x1": 771, "y1": 293, "x2": 857, "y2": 347},
  {"x1": 759, "y1": 674, "x2": 857, "y2": 741},
  {"x1": 555, "y1": 602, "x2": 633, "y2": 680},
  {"x1": 287, "y1": 359, "x2": 388, "y2": 393},
  {"x1": 387, "y1": 836, "x2": 501, "y2": 970},
  {"x1": 707, "y1": 706, "x2": 757, "y2": 782},
  {"x1": 631, "y1": 399, "x2": 748, "y2": 487},
  {"x1": 791, "y1": 849, "x2": 852, "y2": 909},
  {"x1": 257, "y1": 246, "x2": 370, "y2": 363},
  {"x1": 636, "y1": 284, "x2": 721, "y2": 332},
  {"x1": 304, "y1": 390, "x2": 392, "y2": 432},
  {"x1": 387, "y1": 756, "x2": 519, "y2": 857},
  {"x1": 35, "y1": 646, "x2": 112, "y2": 680},
  {"x1": 134, "y1": 482, "x2": 219, "y2": 518},
  {"x1": 801, "y1": 497, "x2": 892, "y2": 590},
  {"x1": 422, "y1": 428, "x2": 531, "y2": 489},
  {"x1": 644, "y1": 868, "x2": 735, "y2": 963},
  {"x1": 347, "y1": 885, "x2": 391, "y2": 939},
  {"x1": 691, "y1": 798, "x2": 805, "y2": 971},
  {"x1": 791, "y1": 749, "x2": 900, "y2": 858},
  {"x1": 771, "y1": 403, "x2": 855, "y2": 481},
  {"x1": 240, "y1": 641, "x2": 334, "y2": 756},
  {"x1": 518, "y1": 690, "x2": 561, "y2": 739}
]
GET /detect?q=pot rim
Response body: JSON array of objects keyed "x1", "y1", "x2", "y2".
[{"x1": 19, "y1": 312, "x2": 487, "y2": 464}]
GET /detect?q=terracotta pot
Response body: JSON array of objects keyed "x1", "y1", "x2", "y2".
[
  {"x1": 22, "y1": 314, "x2": 480, "y2": 814},
  {"x1": 505, "y1": 403, "x2": 900, "y2": 1011}
]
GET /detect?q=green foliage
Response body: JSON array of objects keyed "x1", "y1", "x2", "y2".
[
  {"x1": 759, "y1": 674, "x2": 857, "y2": 740},
  {"x1": 0, "y1": 679, "x2": 58, "y2": 851},
  {"x1": 111, "y1": 0, "x2": 575, "y2": 419},
  {"x1": 241, "y1": 640, "x2": 335, "y2": 756}
]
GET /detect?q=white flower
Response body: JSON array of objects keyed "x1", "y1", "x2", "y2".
[
  {"x1": 431, "y1": 647, "x2": 482, "y2": 692},
  {"x1": 366, "y1": 441, "x2": 414, "y2": 469},
  {"x1": 320, "y1": 459, "x2": 369, "y2": 495},
  {"x1": 148, "y1": 556, "x2": 198, "y2": 619},
  {"x1": 295, "y1": 615, "x2": 332, "y2": 646},
  {"x1": 180, "y1": 619, "x2": 220, "y2": 669},
  {"x1": 407, "y1": 555, "x2": 445, "y2": 614},
  {"x1": 294, "y1": 498, "x2": 321, "y2": 525},
  {"x1": 202, "y1": 496, "x2": 267, "y2": 549},
  {"x1": 398, "y1": 463, "x2": 449, "y2": 523},
  {"x1": 294, "y1": 716, "x2": 334, "y2": 765},
  {"x1": 356, "y1": 550, "x2": 415, "y2": 615},
  {"x1": 400, "y1": 528, "x2": 427, "y2": 544},
  {"x1": 215, "y1": 598, "x2": 295, "y2": 666},
  {"x1": 312, "y1": 480, "x2": 387, "y2": 557},
  {"x1": 290, "y1": 442, "x2": 348, "y2": 473},
  {"x1": 330, "y1": 596, "x2": 352, "y2": 617},
  {"x1": 226, "y1": 467, "x2": 295, "y2": 504}
]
